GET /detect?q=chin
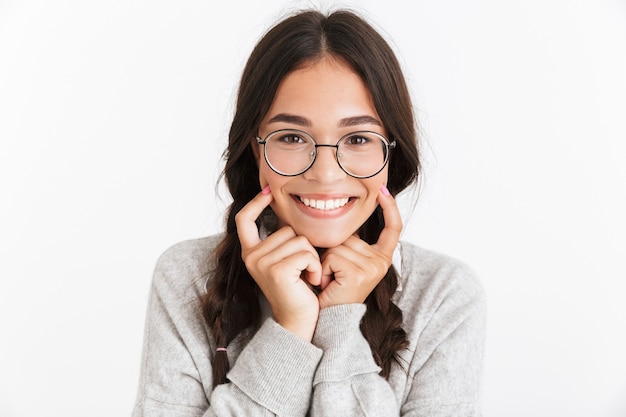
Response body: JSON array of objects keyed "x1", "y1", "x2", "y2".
[{"x1": 297, "y1": 229, "x2": 353, "y2": 249}]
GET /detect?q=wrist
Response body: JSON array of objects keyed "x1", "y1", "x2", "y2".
[{"x1": 277, "y1": 315, "x2": 319, "y2": 342}]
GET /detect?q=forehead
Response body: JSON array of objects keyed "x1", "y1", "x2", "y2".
[{"x1": 265, "y1": 58, "x2": 380, "y2": 125}]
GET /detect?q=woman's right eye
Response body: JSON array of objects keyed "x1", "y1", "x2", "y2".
[{"x1": 278, "y1": 134, "x2": 305, "y2": 144}]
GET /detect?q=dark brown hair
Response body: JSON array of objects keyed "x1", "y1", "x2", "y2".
[{"x1": 203, "y1": 9, "x2": 420, "y2": 387}]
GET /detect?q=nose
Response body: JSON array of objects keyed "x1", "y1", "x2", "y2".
[{"x1": 302, "y1": 144, "x2": 346, "y2": 182}]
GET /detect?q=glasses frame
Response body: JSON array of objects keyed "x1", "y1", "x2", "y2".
[{"x1": 256, "y1": 129, "x2": 396, "y2": 179}]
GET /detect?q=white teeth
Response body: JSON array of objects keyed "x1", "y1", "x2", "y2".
[{"x1": 300, "y1": 197, "x2": 350, "y2": 210}]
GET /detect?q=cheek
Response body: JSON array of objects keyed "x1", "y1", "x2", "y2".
[
  {"x1": 364, "y1": 170, "x2": 388, "y2": 200},
  {"x1": 258, "y1": 162, "x2": 272, "y2": 188},
  {"x1": 258, "y1": 161, "x2": 287, "y2": 192}
]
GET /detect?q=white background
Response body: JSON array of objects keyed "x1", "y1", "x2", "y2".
[{"x1": 1, "y1": 0, "x2": 625, "y2": 416}]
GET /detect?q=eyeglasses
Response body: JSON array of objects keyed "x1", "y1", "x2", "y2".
[{"x1": 256, "y1": 129, "x2": 396, "y2": 178}]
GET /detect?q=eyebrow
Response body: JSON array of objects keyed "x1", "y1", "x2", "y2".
[
  {"x1": 268, "y1": 113, "x2": 312, "y2": 126},
  {"x1": 338, "y1": 115, "x2": 382, "y2": 127},
  {"x1": 268, "y1": 113, "x2": 382, "y2": 128}
]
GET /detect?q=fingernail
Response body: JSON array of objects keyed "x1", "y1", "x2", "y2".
[
  {"x1": 261, "y1": 185, "x2": 271, "y2": 195},
  {"x1": 380, "y1": 184, "x2": 390, "y2": 196}
]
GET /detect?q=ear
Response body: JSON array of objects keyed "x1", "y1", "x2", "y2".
[
  {"x1": 250, "y1": 136, "x2": 260, "y2": 165},
  {"x1": 250, "y1": 137, "x2": 262, "y2": 169}
]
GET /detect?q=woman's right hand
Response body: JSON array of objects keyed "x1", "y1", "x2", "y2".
[{"x1": 235, "y1": 186, "x2": 322, "y2": 342}]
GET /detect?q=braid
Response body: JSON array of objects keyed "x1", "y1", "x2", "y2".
[
  {"x1": 359, "y1": 204, "x2": 409, "y2": 376},
  {"x1": 362, "y1": 268, "x2": 408, "y2": 377},
  {"x1": 202, "y1": 196, "x2": 261, "y2": 388}
]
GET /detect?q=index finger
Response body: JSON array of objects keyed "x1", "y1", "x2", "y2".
[
  {"x1": 374, "y1": 184, "x2": 403, "y2": 256},
  {"x1": 235, "y1": 186, "x2": 273, "y2": 249}
]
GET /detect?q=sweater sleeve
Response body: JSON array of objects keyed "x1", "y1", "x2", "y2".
[
  {"x1": 309, "y1": 304, "x2": 399, "y2": 416},
  {"x1": 132, "y1": 240, "x2": 323, "y2": 417},
  {"x1": 223, "y1": 318, "x2": 323, "y2": 416}
]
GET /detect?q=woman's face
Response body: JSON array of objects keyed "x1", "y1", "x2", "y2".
[{"x1": 255, "y1": 57, "x2": 389, "y2": 248}]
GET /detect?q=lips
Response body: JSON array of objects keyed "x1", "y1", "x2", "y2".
[{"x1": 298, "y1": 196, "x2": 351, "y2": 211}]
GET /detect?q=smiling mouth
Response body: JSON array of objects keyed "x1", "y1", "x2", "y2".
[{"x1": 298, "y1": 196, "x2": 351, "y2": 211}]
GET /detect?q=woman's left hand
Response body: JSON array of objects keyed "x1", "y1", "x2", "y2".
[{"x1": 317, "y1": 186, "x2": 402, "y2": 309}]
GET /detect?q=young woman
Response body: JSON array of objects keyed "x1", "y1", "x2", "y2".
[{"x1": 133, "y1": 9, "x2": 485, "y2": 417}]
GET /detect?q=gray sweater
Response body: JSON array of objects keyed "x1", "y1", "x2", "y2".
[{"x1": 132, "y1": 234, "x2": 485, "y2": 416}]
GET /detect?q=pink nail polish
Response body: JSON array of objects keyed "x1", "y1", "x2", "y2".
[
  {"x1": 261, "y1": 185, "x2": 271, "y2": 195},
  {"x1": 380, "y1": 184, "x2": 390, "y2": 196}
]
